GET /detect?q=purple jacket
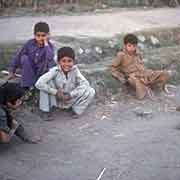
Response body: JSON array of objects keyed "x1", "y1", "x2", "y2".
[{"x1": 9, "y1": 39, "x2": 55, "y2": 76}]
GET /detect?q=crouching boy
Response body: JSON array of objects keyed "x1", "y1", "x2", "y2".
[
  {"x1": 35, "y1": 47, "x2": 95, "y2": 119},
  {"x1": 0, "y1": 82, "x2": 37, "y2": 143}
]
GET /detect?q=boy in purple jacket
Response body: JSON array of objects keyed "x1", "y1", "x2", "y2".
[{"x1": 7, "y1": 22, "x2": 55, "y2": 89}]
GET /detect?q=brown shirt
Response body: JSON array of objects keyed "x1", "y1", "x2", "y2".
[{"x1": 111, "y1": 49, "x2": 145, "y2": 77}]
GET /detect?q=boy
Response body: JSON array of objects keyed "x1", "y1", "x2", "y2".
[
  {"x1": 0, "y1": 82, "x2": 37, "y2": 143},
  {"x1": 35, "y1": 47, "x2": 95, "y2": 119},
  {"x1": 110, "y1": 33, "x2": 170, "y2": 100},
  {"x1": 7, "y1": 22, "x2": 55, "y2": 89}
]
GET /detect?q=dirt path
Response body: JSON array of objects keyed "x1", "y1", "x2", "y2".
[
  {"x1": 1, "y1": 90, "x2": 180, "y2": 180},
  {"x1": 0, "y1": 7, "x2": 180, "y2": 43}
]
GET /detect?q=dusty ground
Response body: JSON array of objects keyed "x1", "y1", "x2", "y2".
[{"x1": 1, "y1": 88, "x2": 180, "y2": 180}]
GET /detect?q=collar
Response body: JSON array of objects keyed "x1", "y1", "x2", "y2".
[{"x1": 123, "y1": 48, "x2": 141, "y2": 56}]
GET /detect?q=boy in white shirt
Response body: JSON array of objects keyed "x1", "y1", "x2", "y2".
[{"x1": 35, "y1": 47, "x2": 95, "y2": 119}]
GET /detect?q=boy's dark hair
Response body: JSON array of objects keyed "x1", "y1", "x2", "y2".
[
  {"x1": 57, "y1": 47, "x2": 75, "y2": 62},
  {"x1": 0, "y1": 82, "x2": 24, "y2": 105},
  {"x1": 124, "y1": 33, "x2": 138, "y2": 45},
  {"x1": 34, "y1": 22, "x2": 50, "y2": 34}
]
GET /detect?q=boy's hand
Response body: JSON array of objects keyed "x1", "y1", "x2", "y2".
[
  {"x1": 0, "y1": 131, "x2": 10, "y2": 143},
  {"x1": 63, "y1": 93, "x2": 72, "y2": 101},
  {"x1": 56, "y1": 89, "x2": 64, "y2": 100},
  {"x1": 6, "y1": 72, "x2": 16, "y2": 80},
  {"x1": 43, "y1": 35, "x2": 49, "y2": 46},
  {"x1": 56, "y1": 90, "x2": 72, "y2": 101}
]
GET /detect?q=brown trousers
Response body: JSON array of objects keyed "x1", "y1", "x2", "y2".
[{"x1": 127, "y1": 70, "x2": 170, "y2": 99}]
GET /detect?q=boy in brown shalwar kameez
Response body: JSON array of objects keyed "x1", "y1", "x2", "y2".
[{"x1": 110, "y1": 33, "x2": 170, "y2": 100}]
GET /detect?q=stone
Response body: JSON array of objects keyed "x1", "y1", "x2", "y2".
[
  {"x1": 108, "y1": 40, "x2": 116, "y2": 48},
  {"x1": 133, "y1": 107, "x2": 153, "y2": 117},
  {"x1": 150, "y1": 35, "x2": 160, "y2": 46},
  {"x1": 85, "y1": 48, "x2": 91, "y2": 54},
  {"x1": 78, "y1": 47, "x2": 84, "y2": 55},
  {"x1": 138, "y1": 35, "x2": 146, "y2": 42},
  {"x1": 94, "y1": 46, "x2": 103, "y2": 54},
  {"x1": 138, "y1": 43, "x2": 145, "y2": 50}
]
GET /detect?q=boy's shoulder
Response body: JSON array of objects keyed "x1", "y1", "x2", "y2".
[
  {"x1": 50, "y1": 66, "x2": 59, "y2": 72},
  {"x1": 24, "y1": 39, "x2": 36, "y2": 47},
  {"x1": 72, "y1": 65, "x2": 81, "y2": 73},
  {"x1": 136, "y1": 49, "x2": 142, "y2": 57}
]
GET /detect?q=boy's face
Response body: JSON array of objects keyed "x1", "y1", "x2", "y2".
[
  {"x1": 7, "y1": 99, "x2": 22, "y2": 110},
  {"x1": 58, "y1": 56, "x2": 74, "y2": 73},
  {"x1": 34, "y1": 32, "x2": 49, "y2": 45},
  {"x1": 125, "y1": 43, "x2": 137, "y2": 55}
]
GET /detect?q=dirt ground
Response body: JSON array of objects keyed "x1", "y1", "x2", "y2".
[{"x1": 1, "y1": 86, "x2": 180, "y2": 180}]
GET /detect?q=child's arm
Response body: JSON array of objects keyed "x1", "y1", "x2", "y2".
[
  {"x1": 35, "y1": 67, "x2": 58, "y2": 96},
  {"x1": 75, "y1": 67, "x2": 90, "y2": 87},
  {"x1": 111, "y1": 52, "x2": 123, "y2": 68},
  {"x1": 138, "y1": 54, "x2": 145, "y2": 65},
  {"x1": 70, "y1": 67, "x2": 90, "y2": 98},
  {"x1": 0, "y1": 108, "x2": 11, "y2": 134},
  {"x1": 44, "y1": 40, "x2": 54, "y2": 62},
  {"x1": 111, "y1": 52, "x2": 126, "y2": 83},
  {"x1": 7, "y1": 44, "x2": 28, "y2": 79}
]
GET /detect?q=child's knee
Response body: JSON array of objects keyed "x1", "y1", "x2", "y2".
[{"x1": 87, "y1": 87, "x2": 95, "y2": 99}]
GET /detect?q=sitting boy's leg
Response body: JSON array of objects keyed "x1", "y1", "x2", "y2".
[
  {"x1": 71, "y1": 87, "x2": 95, "y2": 116},
  {"x1": 39, "y1": 90, "x2": 57, "y2": 121},
  {"x1": 150, "y1": 70, "x2": 170, "y2": 91},
  {"x1": 20, "y1": 55, "x2": 36, "y2": 88},
  {"x1": 128, "y1": 76, "x2": 147, "y2": 100}
]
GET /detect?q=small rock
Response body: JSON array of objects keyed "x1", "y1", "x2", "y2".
[
  {"x1": 114, "y1": 134, "x2": 125, "y2": 138},
  {"x1": 78, "y1": 47, "x2": 84, "y2": 55},
  {"x1": 143, "y1": 58, "x2": 148, "y2": 63},
  {"x1": 94, "y1": 46, "x2": 103, "y2": 54},
  {"x1": 102, "y1": 4, "x2": 107, "y2": 9},
  {"x1": 138, "y1": 43, "x2": 145, "y2": 50},
  {"x1": 150, "y1": 36, "x2": 160, "y2": 46},
  {"x1": 85, "y1": 49, "x2": 91, "y2": 54},
  {"x1": 101, "y1": 115, "x2": 108, "y2": 120},
  {"x1": 108, "y1": 40, "x2": 116, "y2": 48},
  {"x1": 133, "y1": 108, "x2": 153, "y2": 117},
  {"x1": 138, "y1": 35, "x2": 146, "y2": 42}
]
